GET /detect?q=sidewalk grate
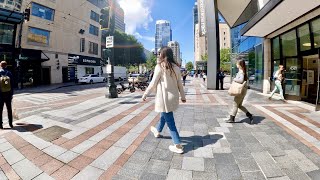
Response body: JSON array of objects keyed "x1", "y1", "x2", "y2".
[{"x1": 34, "y1": 126, "x2": 70, "y2": 142}]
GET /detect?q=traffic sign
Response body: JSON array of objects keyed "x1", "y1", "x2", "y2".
[{"x1": 106, "y1": 36, "x2": 114, "y2": 48}]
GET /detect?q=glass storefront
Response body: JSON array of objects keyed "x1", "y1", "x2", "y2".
[
  {"x1": 231, "y1": 24, "x2": 264, "y2": 90},
  {"x1": 271, "y1": 16, "x2": 320, "y2": 107}
]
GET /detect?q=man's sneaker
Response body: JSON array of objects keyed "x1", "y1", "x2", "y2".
[
  {"x1": 150, "y1": 126, "x2": 160, "y2": 138},
  {"x1": 169, "y1": 144, "x2": 184, "y2": 154}
]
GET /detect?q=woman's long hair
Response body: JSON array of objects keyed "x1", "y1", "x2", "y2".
[
  {"x1": 237, "y1": 60, "x2": 248, "y2": 81},
  {"x1": 158, "y1": 46, "x2": 177, "y2": 76}
]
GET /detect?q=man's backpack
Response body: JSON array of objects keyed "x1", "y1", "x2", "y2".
[{"x1": 0, "y1": 71, "x2": 11, "y2": 93}]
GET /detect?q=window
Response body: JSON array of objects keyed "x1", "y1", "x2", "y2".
[
  {"x1": 31, "y1": 3, "x2": 54, "y2": 21},
  {"x1": 0, "y1": 23, "x2": 14, "y2": 45},
  {"x1": 298, "y1": 24, "x2": 311, "y2": 51},
  {"x1": 90, "y1": 11, "x2": 99, "y2": 22},
  {"x1": 89, "y1": 24, "x2": 99, "y2": 36},
  {"x1": 27, "y1": 27, "x2": 50, "y2": 45},
  {"x1": 312, "y1": 18, "x2": 320, "y2": 48},
  {"x1": 55, "y1": 54, "x2": 58, "y2": 58},
  {"x1": 87, "y1": 0, "x2": 107, "y2": 8},
  {"x1": 89, "y1": 41, "x2": 98, "y2": 55},
  {"x1": 272, "y1": 37, "x2": 280, "y2": 60},
  {"x1": 85, "y1": 67, "x2": 94, "y2": 74},
  {"x1": 284, "y1": 58, "x2": 301, "y2": 96},
  {"x1": 80, "y1": 38, "x2": 85, "y2": 52},
  {"x1": 281, "y1": 29, "x2": 297, "y2": 57}
]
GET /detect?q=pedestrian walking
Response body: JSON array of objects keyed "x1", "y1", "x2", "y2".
[
  {"x1": 202, "y1": 72, "x2": 207, "y2": 82},
  {"x1": 269, "y1": 65, "x2": 285, "y2": 101},
  {"x1": 226, "y1": 59, "x2": 254, "y2": 124},
  {"x1": 0, "y1": 61, "x2": 14, "y2": 129},
  {"x1": 142, "y1": 46, "x2": 186, "y2": 154},
  {"x1": 218, "y1": 68, "x2": 225, "y2": 90},
  {"x1": 182, "y1": 70, "x2": 188, "y2": 86}
]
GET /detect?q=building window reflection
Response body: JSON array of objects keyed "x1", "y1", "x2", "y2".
[{"x1": 0, "y1": 23, "x2": 14, "y2": 45}]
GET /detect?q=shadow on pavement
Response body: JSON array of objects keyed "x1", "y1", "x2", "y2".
[
  {"x1": 160, "y1": 134, "x2": 223, "y2": 154},
  {"x1": 238, "y1": 115, "x2": 265, "y2": 125},
  {"x1": 11, "y1": 123, "x2": 43, "y2": 132}
]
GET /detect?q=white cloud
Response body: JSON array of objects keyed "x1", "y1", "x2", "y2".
[
  {"x1": 133, "y1": 32, "x2": 155, "y2": 42},
  {"x1": 118, "y1": 0, "x2": 154, "y2": 40}
]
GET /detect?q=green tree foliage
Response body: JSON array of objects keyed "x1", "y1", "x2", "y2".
[
  {"x1": 102, "y1": 30, "x2": 146, "y2": 66},
  {"x1": 201, "y1": 54, "x2": 208, "y2": 61},
  {"x1": 220, "y1": 48, "x2": 231, "y2": 73},
  {"x1": 146, "y1": 54, "x2": 157, "y2": 70},
  {"x1": 186, "y1": 62, "x2": 194, "y2": 72}
]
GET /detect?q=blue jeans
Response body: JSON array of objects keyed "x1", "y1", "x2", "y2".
[{"x1": 157, "y1": 112, "x2": 181, "y2": 144}]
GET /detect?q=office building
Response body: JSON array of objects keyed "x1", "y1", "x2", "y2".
[
  {"x1": 155, "y1": 20, "x2": 172, "y2": 53},
  {"x1": 168, "y1": 41, "x2": 181, "y2": 66}
]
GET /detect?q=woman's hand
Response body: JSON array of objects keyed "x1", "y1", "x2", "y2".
[{"x1": 142, "y1": 96, "x2": 146, "y2": 102}]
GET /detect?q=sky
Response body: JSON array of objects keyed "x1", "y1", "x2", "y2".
[{"x1": 118, "y1": 0, "x2": 196, "y2": 65}]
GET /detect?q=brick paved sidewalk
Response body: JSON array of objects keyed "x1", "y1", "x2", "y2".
[{"x1": 0, "y1": 78, "x2": 319, "y2": 180}]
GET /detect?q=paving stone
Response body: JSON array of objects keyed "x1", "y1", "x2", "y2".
[
  {"x1": 236, "y1": 158, "x2": 260, "y2": 172},
  {"x1": 117, "y1": 162, "x2": 145, "y2": 179},
  {"x1": 203, "y1": 158, "x2": 216, "y2": 172},
  {"x1": 43, "y1": 144, "x2": 67, "y2": 158},
  {"x1": 246, "y1": 143, "x2": 266, "y2": 152},
  {"x1": 228, "y1": 139, "x2": 246, "y2": 148},
  {"x1": 170, "y1": 156, "x2": 183, "y2": 169},
  {"x1": 268, "y1": 176, "x2": 291, "y2": 180},
  {"x1": 252, "y1": 151, "x2": 284, "y2": 178},
  {"x1": 285, "y1": 149, "x2": 319, "y2": 173},
  {"x1": 140, "y1": 172, "x2": 166, "y2": 180},
  {"x1": 145, "y1": 159, "x2": 170, "y2": 176},
  {"x1": 192, "y1": 171, "x2": 217, "y2": 180},
  {"x1": 166, "y1": 169, "x2": 192, "y2": 180},
  {"x1": 56, "y1": 151, "x2": 79, "y2": 164},
  {"x1": 127, "y1": 150, "x2": 152, "y2": 165},
  {"x1": 157, "y1": 139, "x2": 173, "y2": 150},
  {"x1": 12, "y1": 158, "x2": 42, "y2": 180},
  {"x1": 231, "y1": 147, "x2": 252, "y2": 159},
  {"x1": 0, "y1": 142, "x2": 13, "y2": 153},
  {"x1": 194, "y1": 147, "x2": 214, "y2": 158},
  {"x1": 33, "y1": 173, "x2": 55, "y2": 180},
  {"x1": 91, "y1": 146, "x2": 126, "y2": 170},
  {"x1": 274, "y1": 155, "x2": 310, "y2": 180},
  {"x1": 182, "y1": 157, "x2": 205, "y2": 171},
  {"x1": 213, "y1": 153, "x2": 236, "y2": 165},
  {"x1": 212, "y1": 147, "x2": 232, "y2": 154},
  {"x1": 0, "y1": 171, "x2": 7, "y2": 180},
  {"x1": 307, "y1": 169, "x2": 320, "y2": 180},
  {"x1": 2, "y1": 148, "x2": 25, "y2": 165},
  {"x1": 151, "y1": 148, "x2": 173, "y2": 162},
  {"x1": 215, "y1": 164, "x2": 242, "y2": 180},
  {"x1": 71, "y1": 165, "x2": 104, "y2": 180},
  {"x1": 137, "y1": 141, "x2": 158, "y2": 153},
  {"x1": 241, "y1": 171, "x2": 266, "y2": 180}
]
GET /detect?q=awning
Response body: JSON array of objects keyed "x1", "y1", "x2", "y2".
[
  {"x1": 0, "y1": 8, "x2": 23, "y2": 24},
  {"x1": 19, "y1": 49, "x2": 50, "y2": 62},
  {"x1": 217, "y1": 0, "x2": 260, "y2": 28},
  {"x1": 240, "y1": 0, "x2": 320, "y2": 37}
]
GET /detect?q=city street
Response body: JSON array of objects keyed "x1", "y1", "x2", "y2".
[{"x1": 0, "y1": 78, "x2": 319, "y2": 180}]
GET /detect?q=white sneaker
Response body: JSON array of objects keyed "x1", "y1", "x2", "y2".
[
  {"x1": 169, "y1": 144, "x2": 184, "y2": 154},
  {"x1": 150, "y1": 126, "x2": 160, "y2": 138}
]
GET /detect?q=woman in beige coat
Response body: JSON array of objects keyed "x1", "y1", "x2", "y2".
[{"x1": 142, "y1": 47, "x2": 186, "y2": 154}]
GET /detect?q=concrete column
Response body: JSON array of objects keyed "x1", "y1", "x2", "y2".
[
  {"x1": 263, "y1": 38, "x2": 271, "y2": 94},
  {"x1": 204, "y1": 0, "x2": 220, "y2": 90}
]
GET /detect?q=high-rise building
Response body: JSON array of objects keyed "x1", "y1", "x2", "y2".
[
  {"x1": 193, "y1": 2, "x2": 198, "y2": 39},
  {"x1": 155, "y1": 20, "x2": 172, "y2": 53},
  {"x1": 168, "y1": 41, "x2": 181, "y2": 66},
  {"x1": 219, "y1": 22, "x2": 231, "y2": 49},
  {"x1": 113, "y1": 1, "x2": 125, "y2": 32}
]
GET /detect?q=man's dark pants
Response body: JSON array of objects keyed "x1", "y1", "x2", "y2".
[{"x1": 0, "y1": 92, "x2": 13, "y2": 126}]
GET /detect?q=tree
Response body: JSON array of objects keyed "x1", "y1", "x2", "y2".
[
  {"x1": 146, "y1": 54, "x2": 157, "y2": 70},
  {"x1": 201, "y1": 54, "x2": 208, "y2": 61},
  {"x1": 186, "y1": 62, "x2": 194, "y2": 72},
  {"x1": 220, "y1": 48, "x2": 231, "y2": 73}
]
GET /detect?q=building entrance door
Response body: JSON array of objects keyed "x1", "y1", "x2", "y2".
[{"x1": 301, "y1": 52, "x2": 320, "y2": 110}]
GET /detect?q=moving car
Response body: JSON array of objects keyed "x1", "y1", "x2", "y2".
[{"x1": 78, "y1": 74, "x2": 106, "y2": 84}]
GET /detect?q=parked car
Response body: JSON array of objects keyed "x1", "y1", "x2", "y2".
[
  {"x1": 128, "y1": 74, "x2": 148, "y2": 83},
  {"x1": 78, "y1": 74, "x2": 106, "y2": 84}
]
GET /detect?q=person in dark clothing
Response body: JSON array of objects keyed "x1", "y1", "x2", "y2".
[
  {"x1": 181, "y1": 71, "x2": 188, "y2": 86},
  {"x1": 0, "y1": 61, "x2": 14, "y2": 129},
  {"x1": 217, "y1": 68, "x2": 225, "y2": 90}
]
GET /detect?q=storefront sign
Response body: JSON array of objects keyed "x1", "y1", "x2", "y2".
[
  {"x1": 199, "y1": 0, "x2": 206, "y2": 36},
  {"x1": 68, "y1": 54, "x2": 101, "y2": 66},
  {"x1": 27, "y1": 33, "x2": 47, "y2": 44}
]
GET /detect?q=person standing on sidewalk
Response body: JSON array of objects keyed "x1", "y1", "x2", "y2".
[
  {"x1": 226, "y1": 60, "x2": 254, "y2": 124},
  {"x1": 182, "y1": 70, "x2": 188, "y2": 86},
  {"x1": 0, "y1": 61, "x2": 14, "y2": 129},
  {"x1": 142, "y1": 46, "x2": 186, "y2": 154},
  {"x1": 217, "y1": 68, "x2": 225, "y2": 90},
  {"x1": 269, "y1": 65, "x2": 285, "y2": 101},
  {"x1": 202, "y1": 72, "x2": 207, "y2": 82}
]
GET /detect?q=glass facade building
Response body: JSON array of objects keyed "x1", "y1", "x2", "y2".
[
  {"x1": 231, "y1": 24, "x2": 264, "y2": 91},
  {"x1": 155, "y1": 20, "x2": 172, "y2": 53}
]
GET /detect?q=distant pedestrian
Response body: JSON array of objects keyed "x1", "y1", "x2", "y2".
[
  {"x1": 269, "y1": 65, "x2": 285, "y2": 101},
  {"x1": 182, "y1": 70, "x2": 188, "y2": 86},
  {"x1": 217, "y1": 68, "x2": 225, "y2": 90},
  {"x1": 0, "y1": 61, "x2": 14, "y2": 129},
  {"x1": 142, "y1": 46, "x2": 186, "y2": 154},
  {"x1": 202, "y1": 73, "x2": 207, "y2": 82},
  {"x1": 226, "y1": 59, "x2": 254, "y2": 124}
]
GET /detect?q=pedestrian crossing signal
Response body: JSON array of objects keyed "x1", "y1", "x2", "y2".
[{"x1": 100, "y1": 7, "x2": 111, "y2": 30}]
